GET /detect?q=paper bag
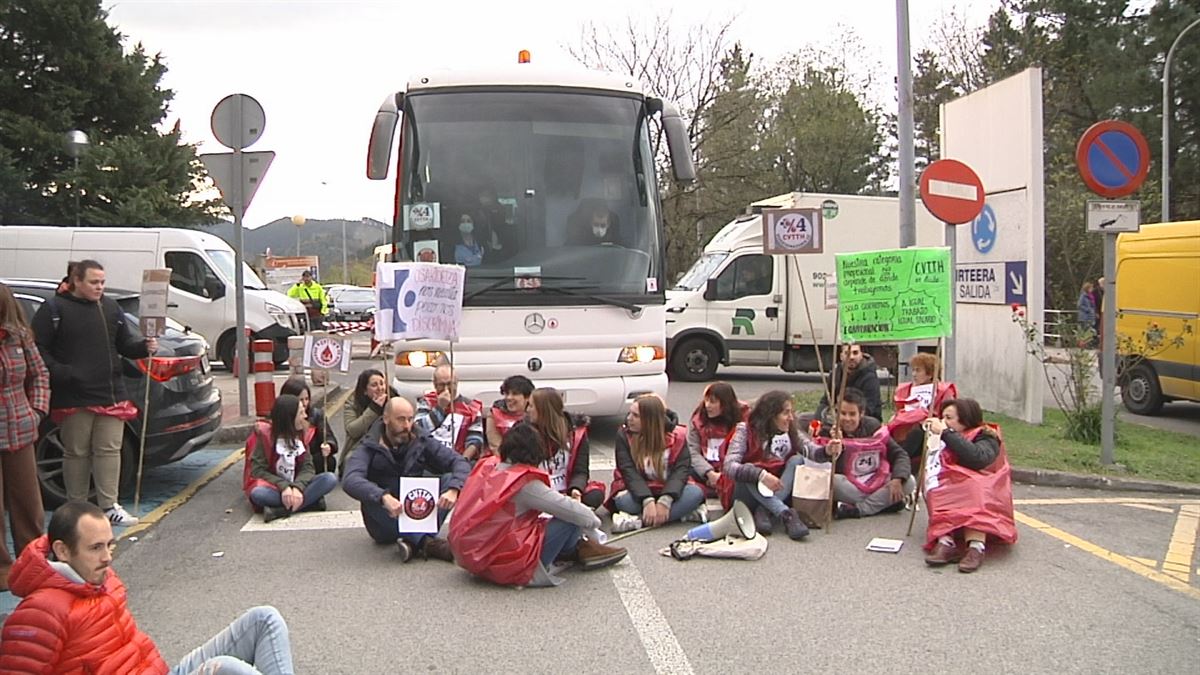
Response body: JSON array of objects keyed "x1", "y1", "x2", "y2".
[{"x1": 791, "y1": 461, "x2": 833, "y2": 529}]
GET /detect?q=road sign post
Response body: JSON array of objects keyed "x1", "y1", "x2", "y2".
[
  {"x1": 1076, "y1": 120, "x2": 1149, "y2": 465},
  {"x1": 919, "y1": 159, "x2": 986, "y2": 382},
  {"x1": 200, "y1": 94, "x2": 271, "y2": 417}
]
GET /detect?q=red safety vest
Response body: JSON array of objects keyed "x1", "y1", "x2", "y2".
[
  {"x1": 490, "y1": 404, "x2": 526, "y2": 439},
  {"x1": 922, "y1": 424, "x2": 1017, "y2": 549},
  {"x1": 448, "y1": 456, "x2": 549, "y2": 586},
  {"x1": 421, "y1": 392, "x2": 483, "y2": 454},
  {"x1": 813, "y1": 425, "x2": 893, "y2": 494},
  {"x1": 887, "y1": 381, "x2": 958, "y2": 442},
  {"x1": 609, "y1": 426, "x2": 687, "y2": 499},
  {"x1": 715, "y1": 425, "x2": 796, "y2": 510},
  {"x1": 690, "y1": 402, "x2": 749, "y2": 468},
  {"x1": 242, "y1": 421, "x2": 315, "y2": 512}
]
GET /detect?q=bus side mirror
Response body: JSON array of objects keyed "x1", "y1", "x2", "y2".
[
  {"x1": 367, "y1": 92, "x2": 403, "y2": 180},
  {"x1": 659, "y1": 101, "x2": 696, "y2": 184},
  {"x1": 703, "y1": 278, "x2": 717, "y2": 301}
]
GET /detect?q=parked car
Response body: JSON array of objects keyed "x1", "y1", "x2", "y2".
[
  {"x1": 4, "y1": 278, "x2": 223, "y2": 507},
  {"x1": 328, "y1": 285, "x2": 375, "y2": 322}
]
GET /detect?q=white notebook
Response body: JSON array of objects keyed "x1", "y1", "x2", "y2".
[{"x1": 866, "y1": 537, "x2": 904, "y2": 553}]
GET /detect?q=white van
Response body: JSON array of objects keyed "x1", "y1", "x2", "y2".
[{"x1": 0, "y1": 226, "x2": 307, "y2": 367}]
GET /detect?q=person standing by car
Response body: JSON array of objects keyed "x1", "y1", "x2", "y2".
[
  {"x1": 0, "y1": 282, "x2": 50, "y2": 591},
  {"x1": 288, "y1": 269, "x2": 328, "y2": 330},
  {"x1": 30, "y1": 260, "x2": 155, "y2": 527}
]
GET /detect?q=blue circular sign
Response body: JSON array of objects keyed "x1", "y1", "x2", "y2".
[{"x1": 971, "y1": 204, "x2": 996, "y2": 254}]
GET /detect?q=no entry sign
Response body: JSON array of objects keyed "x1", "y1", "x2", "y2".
[
  {"x1": 919, "y1": 159, "x2": 985, "y2": 225},
  {"x1": 1075, "y1": 120, "x2": 1149, "y2": 198}
]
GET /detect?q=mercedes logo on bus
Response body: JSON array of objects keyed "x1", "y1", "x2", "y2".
[
  {"x1": 524, "y1": 312, "x2": 546, "y2": 334},
  {"x1": 527, "y1": 357, "x2": 543, "y2": 372}
]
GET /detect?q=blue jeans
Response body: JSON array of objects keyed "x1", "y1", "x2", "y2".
[
  {"x1": 249, "y1": 472, "x2": 338, "y2": 510},
  {"x1": 539, "y1": 517, "x2": 582, "y2": 568},
  {"x1": 612, "y1": 483, "x2": 706, "y2": 524},
  {"x1": 169, "y1": 606, "x2": 293, "y2": 675},
  {"x1": 360, "y1": 473, "x2": 452, "y2": 548},
  {"x1": 732, "y1": 455, "x2": 805, "y2": 516}
]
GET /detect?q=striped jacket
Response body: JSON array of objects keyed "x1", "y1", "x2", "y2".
[{"x1": 0, "y1": 326, "x2": 50, "y2": 452}]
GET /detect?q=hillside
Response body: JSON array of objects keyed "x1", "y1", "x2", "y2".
[{"x1": 203, "y1": 217, "x2": 392, "y2": 266}]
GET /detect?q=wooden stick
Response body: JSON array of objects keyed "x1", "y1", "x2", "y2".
[
  {"x1": 827, "y1": 341, "x2": 853, "y2": 532},
  {"x1": 134, "y1": 358, "x2": 152, "y2": 515},
  {"x1": 907, "y1": 337, "x2": 944, "y2": 537},
  {"x1": 793, "y1": 258, "x2": 833, "y2": 408}
]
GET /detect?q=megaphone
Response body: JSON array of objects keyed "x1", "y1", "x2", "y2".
[{"x1": 685, "y1": 501, "x2": 756, "y2": 542}]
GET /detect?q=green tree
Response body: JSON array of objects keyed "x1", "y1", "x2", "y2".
[{"x1": 0, "y1": 0, "x2": 223, "y2": 225}]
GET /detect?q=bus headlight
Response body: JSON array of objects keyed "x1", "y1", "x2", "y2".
[
  {"x1": 618, "y1": 345, "x2": 665, "y2": 363},
  {"x1": 396, "y1": 350, "x2": 445, "y2": 368}
]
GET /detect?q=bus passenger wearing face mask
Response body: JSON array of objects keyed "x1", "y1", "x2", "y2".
[
  {"x1": 455, "y1": 215, "x2": 485, "y2": 267},
  {"x1": 567, "y1": 201, "x2": 620, "y2": 246}
]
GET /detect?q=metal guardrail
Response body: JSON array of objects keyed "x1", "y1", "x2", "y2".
[{"x1": 1043, "y1": 309, "x2": 1074, "y2": 347}]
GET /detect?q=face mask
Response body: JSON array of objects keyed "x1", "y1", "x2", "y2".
[
  {"x1": 460, "y1": 222, "x2": 474, "y2": 234},
  {"x1": 592, "y1": 225, "x2": 608, "y2": 238}
]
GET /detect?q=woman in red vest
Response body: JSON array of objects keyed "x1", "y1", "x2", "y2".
[
  {"x1": 685, "y1": 381, "x2": 748, "y2": 495},
  {"x1": 887, "y1": 352, "x2": 957, "y2": 465},
  {"x1": 485, "y1": 374, "x2": 535, "y2": 453},
  {"x1": 610, "y1": 395, "x2": 705, "y2": 531},
  {"x1": 449, "y1": 424, "x2": 627, "y2": 587},
  {"x1": 721, "y1": 390, "x2": 812, "y2": 540},
  {"x1": 527, "y1": 387, "x2": 606, "y2": 508},
  {"x1": 242, "y1": 394, "x2": 338, "y2": 522},
  {"x1": 921, "y1": 398, "x2": 1016, "y2": 573}
]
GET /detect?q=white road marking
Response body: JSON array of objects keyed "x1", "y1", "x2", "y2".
[
  {"x1": 609, "y1": 558, "x2": 694, "y2": 675},
  {"x1": 1120, "y1": 503, "x2": 1176, "y2": 514},
  {"x1": 240, "y1": 510, "x2": 363, "y2": 532},
  {"x1": 928, "y1": 178, "x2": 979, "y2": 201}
]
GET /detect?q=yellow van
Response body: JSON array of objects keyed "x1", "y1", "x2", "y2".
[{"x1": 1115, "y1": 221, "x2": 1199, "y2": 414}]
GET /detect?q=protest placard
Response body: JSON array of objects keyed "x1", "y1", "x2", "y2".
[
  {"x1": 398, "y1": 476, "x2": 441, "y2": 534},
  {"x1": 835, "y1": 247, "x2": 951, "y2": 343},
  {"x1": 302, "y1": 334, "x2": 353, "y2": 372},
  {"x1": 139, "y1": 269, "x2": 172, "y2": 337},
  {"x1": 374, "y1": 262, "x2": 466, "y2": 342}
]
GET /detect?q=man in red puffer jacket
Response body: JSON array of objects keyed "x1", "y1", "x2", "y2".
[{"x1": 0, "y1": 501, "x2": 294, "y2": 674}]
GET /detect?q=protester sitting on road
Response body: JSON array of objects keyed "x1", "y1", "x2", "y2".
[
  {"x1": 609, "y1": 394, "x2": 706, "y2": 532},
  {"x1": 722, "y1": 390, "x2": 812, "y2": 540},
  {"x1": 527, "y1": 387, "x2": 605, "y2": 509},
  {"x1": 342, "y1": 397, "x2": 470, "y2": 563},
  {"x1": 886, "y1": 352, "x2": 958, "y2": 466},
  {"x1": 485, "y1": 374, "x2": 534, "y2": 453},
  {"x1": 31, "y1": 259, "x2": 155, "y2": 527},
  {"x1": 0, "y1": 500, "x2": 295, "y2": 674},
  {"x1": 815, "y1": 388, "x2": 913, "y2": 519},
  {"x1": 280, "y1": 376, "x2": 340, "y2": 475},
  {"x1": 416, "y1": 364, "x2": 485, "y2": 461},
  {"x1": 340, "y1": 368, "x2": 396, "y2": 473},
  {"x1": 0, "y1": 282, "x2": 50, "y2": 592},
  {"x1": 449, "y1": 424, "x2": 627, "y2": 587},
  {"x1": 815, "y1": 344, "x2": 882, "y2": 422},
  {"x1": 243, "y1": 394, "x2": 338, "y2": 523},
  {"x1": 921, "y1": 398, "x2": 1017, "y2": 573},
  {"x1": 685, "y1": 381, "x2": 748, "y2": 497}
]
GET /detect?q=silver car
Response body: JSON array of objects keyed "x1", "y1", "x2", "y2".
[{"x1": 328, "y1": 286, "x2": 375, "y2": 322}]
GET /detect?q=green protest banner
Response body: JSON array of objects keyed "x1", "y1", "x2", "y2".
[{"x1": 835, "y1": 247, "x2": 952, "y2": 343}]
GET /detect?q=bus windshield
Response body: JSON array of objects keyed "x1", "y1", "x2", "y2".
[{"x1": 395, "y1": 90, "x2": 663, "y2": 306}]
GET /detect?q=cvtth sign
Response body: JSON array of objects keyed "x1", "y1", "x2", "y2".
[{"x1": 919, "y1": 159, "x2": 985, "y2": 225}]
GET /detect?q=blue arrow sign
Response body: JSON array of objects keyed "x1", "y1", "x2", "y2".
[
  {"x1": 971, "y1": 204, "x2": 997, "y2": 254},
  {"x1": 1004, "y1": 261, "x2": 1027, "y2": 305}
]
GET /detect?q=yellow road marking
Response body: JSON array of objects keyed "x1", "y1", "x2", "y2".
[
  {"x1": 1014, "y1": 510, "x2": 1200, "y2": 601},
  {"x1": 1014, "y1": 498, "x2": 1200, "y2": 506},
  {"x1": 1163, "y1": 505, "x2": 1200, "y2": 583},
  {"x1": 1130, "y1": 556, "x2": 1158, "y2": 567},
  {"x1": 1121, "y1": 503, "x2": 1177, "y2": 514},
  {"x1": 119, "y1": 449, "x2": 243, "y2": 541}
]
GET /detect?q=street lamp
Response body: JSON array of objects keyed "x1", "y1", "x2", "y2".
[
  {"x1": 1162, "y1": 17, "x2": 1200, "y2": 223},
  {"x1": 64, "y1": 130, "x2": 90, "y2": 226},
  {"x1": 291, "y1": 214, "x2": 305, "y2": 255}
]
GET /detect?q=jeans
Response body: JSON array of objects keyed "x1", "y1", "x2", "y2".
[
  {"x1": 360, "y1": 473, "x2": 452, "y2": 548},
  {"x1": 732, "y1": 455, "x2": 806, "y2": 516},
  {"x1": 169, "y1": 606, "x2": 293, "y2": 675},
  {"x1": 249, "y1": 473, "x2": 338, "y2": 510},
  {"x1": 833, "y1": 475, "x2": 916, "y2": 516},
  {"x1": 612, "y1": 483, "x2": 706, "y2": 524},
  {"x1": 539, "y1": 517, "x2": 581, "y2": 568}
]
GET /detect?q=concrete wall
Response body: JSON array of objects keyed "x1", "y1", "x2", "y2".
[{"x1": 940, "y1": 68, "x2": 1046, "y2": 423}]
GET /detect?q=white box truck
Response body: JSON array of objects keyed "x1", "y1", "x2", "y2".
[
  {"x1": 665, "y1": 192, "x2": 944, "y2": 380},
  {"x1": 0, "y1": 226, "x2": 307, "y2": 368}
]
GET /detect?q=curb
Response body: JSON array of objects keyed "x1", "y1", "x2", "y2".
[
  {"x1": 212, "y1": 383, "x2": 345, "y2": 445},
  {"x1": 1012, "y1": 467, "x2": 1200, "y2": 496}
]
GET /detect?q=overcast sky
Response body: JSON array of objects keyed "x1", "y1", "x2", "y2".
[{"x1": 101, "y1": 0, "x2": 998, "y2": 228}]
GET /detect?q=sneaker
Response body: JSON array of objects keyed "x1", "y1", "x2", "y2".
[
  {"x1": 396, "y1": 540, "x2": 414, "y2": 563},
  {"x1": 575, "y1": 537, "x2": 628, "y2": 571},
  {"x1": 683, "y1": 504, "x2": 709, "y2": 523},
  {"x1": 422, "y1": 537, "x2": 455, "y2": 563},
  {"x1": 778, "y1": 508, "x2": 809, "y2": 540},
  {"x1": 611, "y1": 512, "x2": 642, "y2": 533},
  {"x1": 834, "y1": 503, "x2": 861, "y2": 520},
  {"x1": 752, "y1": 507, "x2": 774, "y2": 536},
  {"x1": 881, "y1": 500, "x2": 905, "y2": 514},
  {"x1": 262, "y1": 506, "x2": 290, "y2": 523},
  {"x1": 105, "y1": 505, "x2": 139, "y2": 527}
]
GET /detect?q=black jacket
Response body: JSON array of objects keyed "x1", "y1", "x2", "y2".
[
  {"x1": 816, "y1": 354, "x2": 883, "y2": 421},
  {"x1": 341, "y1": 425, "x2": 471, "y2": 506},
  {"x1": 31, "y1": 293, "x2": 149, "y2": 409},
  {"x1": 614, "y1": 408, "x2": 690, "y2": 503}
]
